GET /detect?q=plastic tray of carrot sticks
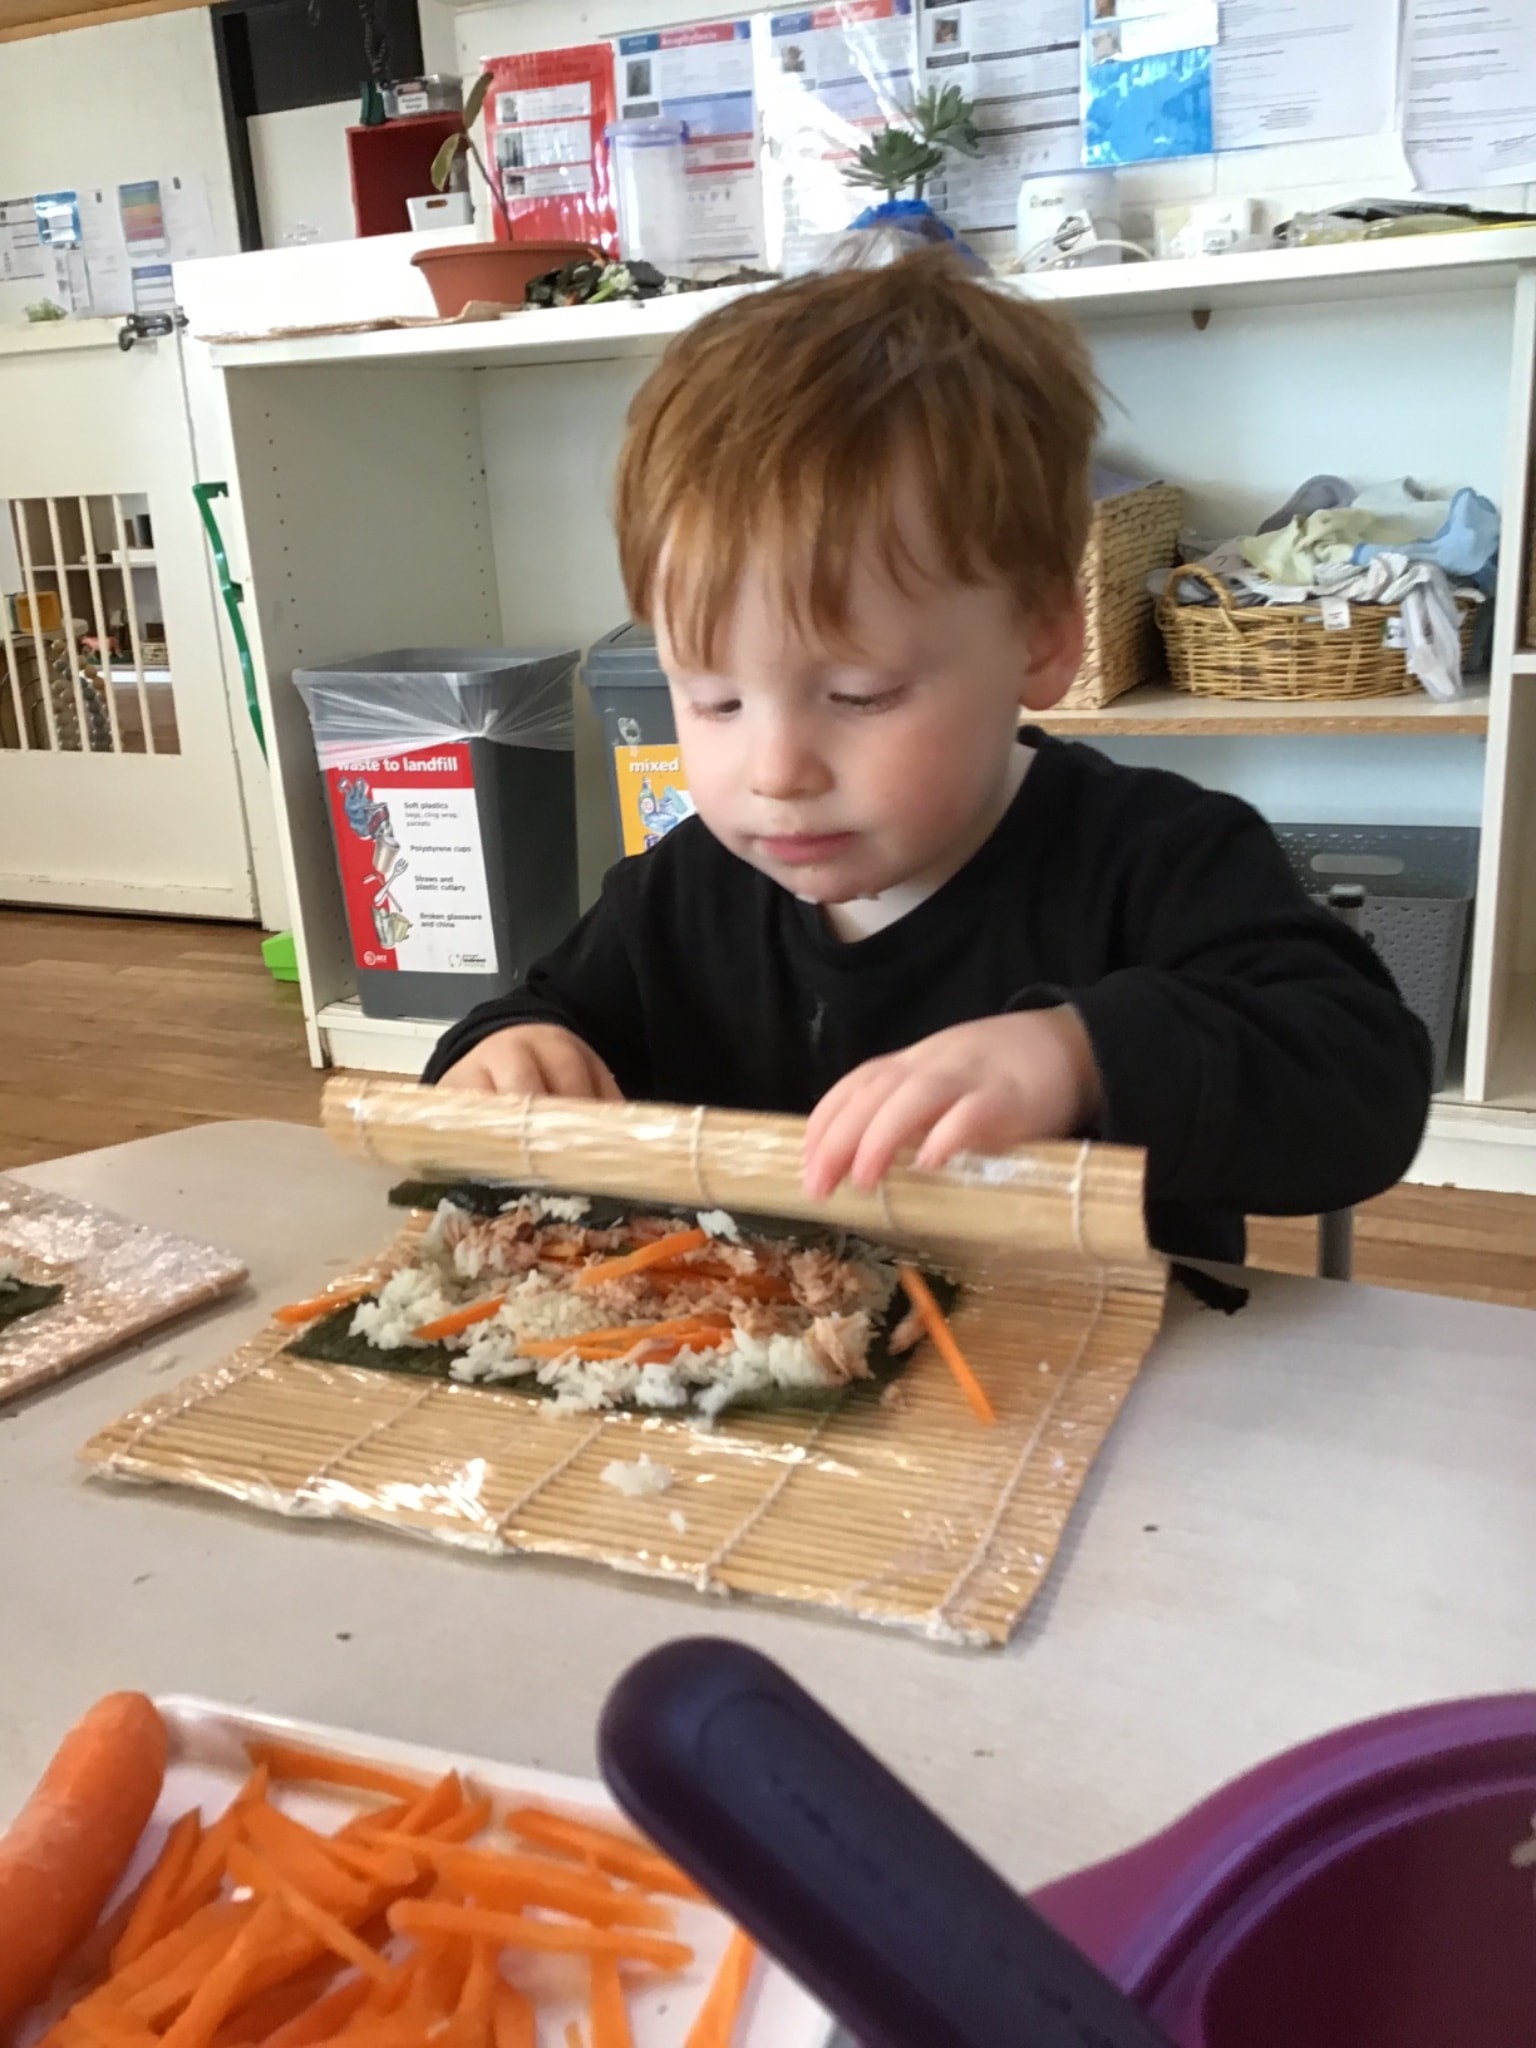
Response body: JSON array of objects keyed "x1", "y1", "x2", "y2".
[{"x1": 18, "y1": 1697, "x2": 832, "y2": 2048}]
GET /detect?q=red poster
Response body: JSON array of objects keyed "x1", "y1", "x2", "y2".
[
  {"x1": 482, "y1": 44, "x2": 619, "y2": 254},
  {"x1": 324, "y1": 743, "x2": 500, "y2": 977}
]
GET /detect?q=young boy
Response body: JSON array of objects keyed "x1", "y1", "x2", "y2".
[{"x1": 425, "y1": 251, "x2": 1431, "y2": 1261}]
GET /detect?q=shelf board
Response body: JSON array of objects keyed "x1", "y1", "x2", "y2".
[
  {"x1": 1032, "y1": 680, "x2": 1491, "y2": 737},
  {"x1": 317, "y1": 998, "x2": 441, "y2": 1074},
  {"x1": 1513, "y1": 650, "x2": 1536, "y2": 676},
  {"x1": 205, "y1": 225, "x2": 1536, "y2": 373}
]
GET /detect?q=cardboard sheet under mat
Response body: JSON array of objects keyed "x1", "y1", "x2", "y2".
[
  {"x1": 81, "y1": 1087, "x2": 1169, "y2": 1648},
  {"x1": 1, "y1": 1176, "x2": 247, "y2": 1407}
]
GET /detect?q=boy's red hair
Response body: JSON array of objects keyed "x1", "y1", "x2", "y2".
[{"x1": 615, "y1": 248, "x2": 1101, "y2": 670}]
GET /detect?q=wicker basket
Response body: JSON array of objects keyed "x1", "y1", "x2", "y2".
[
  {"x1": 1158, "y1": 565, "x2": 1473, "y2": 703},
  {"x1": 1061, "y1": 482, "x2": 1183, "y2": 709}
]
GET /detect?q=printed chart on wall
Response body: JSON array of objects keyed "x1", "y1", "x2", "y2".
[
  {"x1": 0, "y1": 175, "x2": 215, "y2": 317},
  {"x1": 613, "y1": 19, "x2": 766, "y2": 264},
  {"x1": 1081, "y1": 0, "x2": 1215, "y2": 166},
  {"x1": 482, "y1": 44, "x2": 619, "y2": 251},
  {"x1": 1402, "y1": 1, "x2": 1536, "y2": 192},
  {"x1": 922, "y1": 2, "x2": 1083, "y2": 228},
  {"x1": 614, "y1": 745, "x2": 696, "y2": 856},
  {"x1": 758, "y1": 0, "x2": 918, "y2": 270},
  {"x1": 1213, "y1": 0, "x2": 1398, "y2": 153},
  {"x1": 324, "y1": 748, "x2": 500, "y2": 977}
]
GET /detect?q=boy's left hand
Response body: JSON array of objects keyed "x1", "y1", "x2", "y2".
[{"x1": 803, "y1": 1008, "x2": 1102, "y2": 1198}]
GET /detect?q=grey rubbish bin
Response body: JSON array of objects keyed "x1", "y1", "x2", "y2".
[
  {"x1": 1274, "y1": 822, "x2": 1477, "y2": 1093},
  {"x1": 581, "y1": 623, "x2": 695, "y2": 858},
  {"x1": 296, "y1": 647, "x2": 580, "y2": 1023}
]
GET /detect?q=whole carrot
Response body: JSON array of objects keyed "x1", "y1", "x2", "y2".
[{"x1": 0, "y1": 1692, "x2": 168, "y2": 2029}]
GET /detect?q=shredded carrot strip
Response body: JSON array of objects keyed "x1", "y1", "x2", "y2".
[
  {"x1": 369, "y1": 1837, "x2": 673, "y2": 1929},
  {"x1": 564, "y1": 2026, "x2": 585, "y2": 2048},
  {"x1": 386, "y1": 1901, "x2": 691, "y2": 1971},
  {"x1": 491, "y1": 1982, "x2": 536, "y2": 2048},
  {"x1": 228, "y1": 1848, "x2": 393, "y2": 1986},
  {"x1": 684, "y1": 1928, "x2": 757, "y2": 2048},
  {"x1": 515, "y1": 1315, "x2": 730, "y2": 1361},
  {"x1": 573, "y1": 1230, "x2": 709, "y2": 1290},
  {"x1": 243, "y1": 1742, "x2": 426, "y2": 1804},
  {"x1": 258, "y1": 1971, "x2": 372, "y2": 2048},
  {"x1": 111, "y1": 1810, "x2": 203, "y2": 1969},
  {"x1": 237, "y1": 1804, "x2": 370, "y2": 1912},
  {"x1": 272, "y1": 1281, "x2": 378, "y2": 1327},
  {"x1": 157, "y1": 1898, "x2": 285, "y2": 2048},
  {"x1": 589, "y1": 1954, "x2": 633, "y2": 2048},
  {"x1": 412, "y1": 1296, "x2": 508, "y2": 1344},
  {"x1": 502, "y1": 1811, "x2": 705, "y2": 1902},
  {"x1": 896, "y1": 1266, "x2": 995, "y2": 1426}
]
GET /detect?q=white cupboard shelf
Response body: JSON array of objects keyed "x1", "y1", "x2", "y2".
[{"x1": 200, "y1": 229, "x2": 1536, "y2": 1193}]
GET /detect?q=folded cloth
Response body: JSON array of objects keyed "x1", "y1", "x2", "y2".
[
  {"x1": 1351, "y1": 482, "x2": 1500, "y2": 587},
  {"x1": 1242, "y1": 507, "x2": 1421, "y2": 584},
  {"x1": 1312, "y1": 553, "x2": 1473, "y2": 701},
  {"x1": 1256, "y1": 473, "x2": 1355, "y2": 533}
]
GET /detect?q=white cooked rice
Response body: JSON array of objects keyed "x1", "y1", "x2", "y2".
[
  {"x1": 600, "y1": 1454, "x2": 674, "y2": 1497},
  {"x1": 697, "y1": 1208, "x2": 741, "y2": 1241}
]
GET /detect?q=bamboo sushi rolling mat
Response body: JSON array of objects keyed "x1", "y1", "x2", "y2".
[
  {"x1": 81, "y1": 1084, "x2": 1169, "y2": 1648},
  {"x1": 0, "y1": 1176, "x2": 247, "y2": 1407}
]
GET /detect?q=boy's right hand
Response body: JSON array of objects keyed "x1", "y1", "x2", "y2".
[{"x1": 436, "y1": 1024, "x2": 623, "y2": 1101}]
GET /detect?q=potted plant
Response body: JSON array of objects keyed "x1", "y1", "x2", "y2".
[
  {"x1": 410, "y1": 71, "x2": 604, "y2": 318},
  {"x1": 839, "y1": 84, "x2": 985, "y2": 263}
]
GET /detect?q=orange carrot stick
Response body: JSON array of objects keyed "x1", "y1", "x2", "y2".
[
  {"x1": 228, "y1": 1848, "x2": 392, "y2": 1986},
  {"x1": 896, "y1": 1266, "x2": 995, "y2": 1426},
  {"x1": 450, "y1": 1942, "x2": 498, "y2": 2048},
  {"x1": 369, "y1": 1838, "x2": 673, "y2": 1928},
  {"x1": 272, "y1": 1282, "x2": 378, "y2": 1327},
  {"x1": 502, "y1": 1811, "x2": 705, "y2": 1901},
  {"x1": 168, "y1": 1772, "x2": 265, "y2": 1923},
  {"x1": 243, "y1": 1743, "x2": 426, "y2": 1804},
  {"x1": 111, "y1": 1808, "x2": 202, "y2": 1970},
  {"x1": 237, "y1": 1805, "x2": 370, "y2": 1913},
  {"x1": 0, "y1": 1692, "x2": 168, "y2": 2031},
  {"x1": 411, "y1": 1296, "x2": 508, "y2": 1345},
  {"x1": 491, "y1": 1982, "x2": 535, "y2": 2048},
  {"x1": 387, "y1": 1901, "x2": 691, "y2": 1970},
  {"x1": 684, "y1": 1929, "x2": 757, "y2": 2048},
  {"x1": 257, "y1": 1971, "x2": 372, "y2": 2048},
  {"x1": 514, "y1": 1316, "x2": 730, "y2": 1361},
  {"x1": 564, "y1": 2027, "x2": 585, "y2": 2048},
  {"x1": 574, "y1": 1230, "x2": 709, "y2": 1290},
  {"x1": 428, "y1": 1795, "x2": 492, "y2": 1844},
  {"x1": 589, "y1": 1954, "x2": 633, "y2": 2048},
  {"x1": 158, "y1": 1899, "x2": 285, "y2": 2048}
]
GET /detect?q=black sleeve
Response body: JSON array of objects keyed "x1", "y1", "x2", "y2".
[
  {"x1": 1020, "y1": 797, "x2": 1432, "y2": 1217},
  {"x1": 422, "y1": 876, "x2": 654, "y2": 1094}
]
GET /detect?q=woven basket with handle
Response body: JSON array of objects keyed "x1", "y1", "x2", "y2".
[
  {"x1": 1060, "y1": 482, "x2": 1184, "y2": 710},
  {"x1": 1158, "y1": 565, "x2": 1474, "y2": 703}
]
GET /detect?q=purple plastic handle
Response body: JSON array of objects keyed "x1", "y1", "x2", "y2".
[{"x1": 599, "y1": 1636, "x2": 1178, "y2": 2048}]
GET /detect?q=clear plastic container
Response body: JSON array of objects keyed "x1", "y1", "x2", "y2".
[{"x1": 607, "y1": 118, "x2": 689, "y2": 275}]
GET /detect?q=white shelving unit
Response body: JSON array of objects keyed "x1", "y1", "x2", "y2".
[{"x1": 200, "y1": 230, "x2": 1536, "y2": 1192}]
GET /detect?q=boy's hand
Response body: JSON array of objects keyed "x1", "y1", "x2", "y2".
[
  {"x1": 803, "y1": 1009, "x2": 1101, "y2": 1197},
  {"x1": 436, "y1": 1024, "x2": 623, "y2": 1101}
]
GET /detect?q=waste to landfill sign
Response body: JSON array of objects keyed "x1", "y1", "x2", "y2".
[{"x1": 323, "y1": 743, "x2": 500, "y2": 976}]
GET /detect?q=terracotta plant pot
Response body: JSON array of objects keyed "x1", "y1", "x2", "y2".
[{"x1": 411, "y1": 239, "x2": 603, "y2": 318}]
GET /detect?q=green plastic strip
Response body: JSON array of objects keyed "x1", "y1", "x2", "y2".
[{"x1": 193, "y1": 480, "x2": 264, "y2": 759}]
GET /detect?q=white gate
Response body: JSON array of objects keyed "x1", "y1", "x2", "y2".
[{"x1": 0, "y1": 331, "x2": 256, "y2": 917}]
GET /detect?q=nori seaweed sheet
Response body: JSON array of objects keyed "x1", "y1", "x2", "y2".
[
  {"x1": 0, "y1": 1279, "x2": 64, "y2": 1333},
  {"x1": 291, "y1": 1186, "x2": 958, "y2": 1416}
]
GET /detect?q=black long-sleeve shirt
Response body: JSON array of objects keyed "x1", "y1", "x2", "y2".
[{"x1": 425, "y1": 732, "x2": 1432, "y2": 1260}]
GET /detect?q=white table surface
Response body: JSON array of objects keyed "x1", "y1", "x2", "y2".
[{"x1": 6, "y1": 1119, "x2": 1536, "y2": 1897}]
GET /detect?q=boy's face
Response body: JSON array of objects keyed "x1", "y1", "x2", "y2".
[{"x1": 655, "y1": 513, "x2": 1083, "y2": 906}]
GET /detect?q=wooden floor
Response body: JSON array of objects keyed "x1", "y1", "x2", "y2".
[{"x1": 2, "y1": 908, "x2": 1534, "y2": 1311}]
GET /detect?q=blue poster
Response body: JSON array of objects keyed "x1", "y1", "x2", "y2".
[{"x1": 1081, "y1": 6, "x2": 1213, "y2": 168}]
